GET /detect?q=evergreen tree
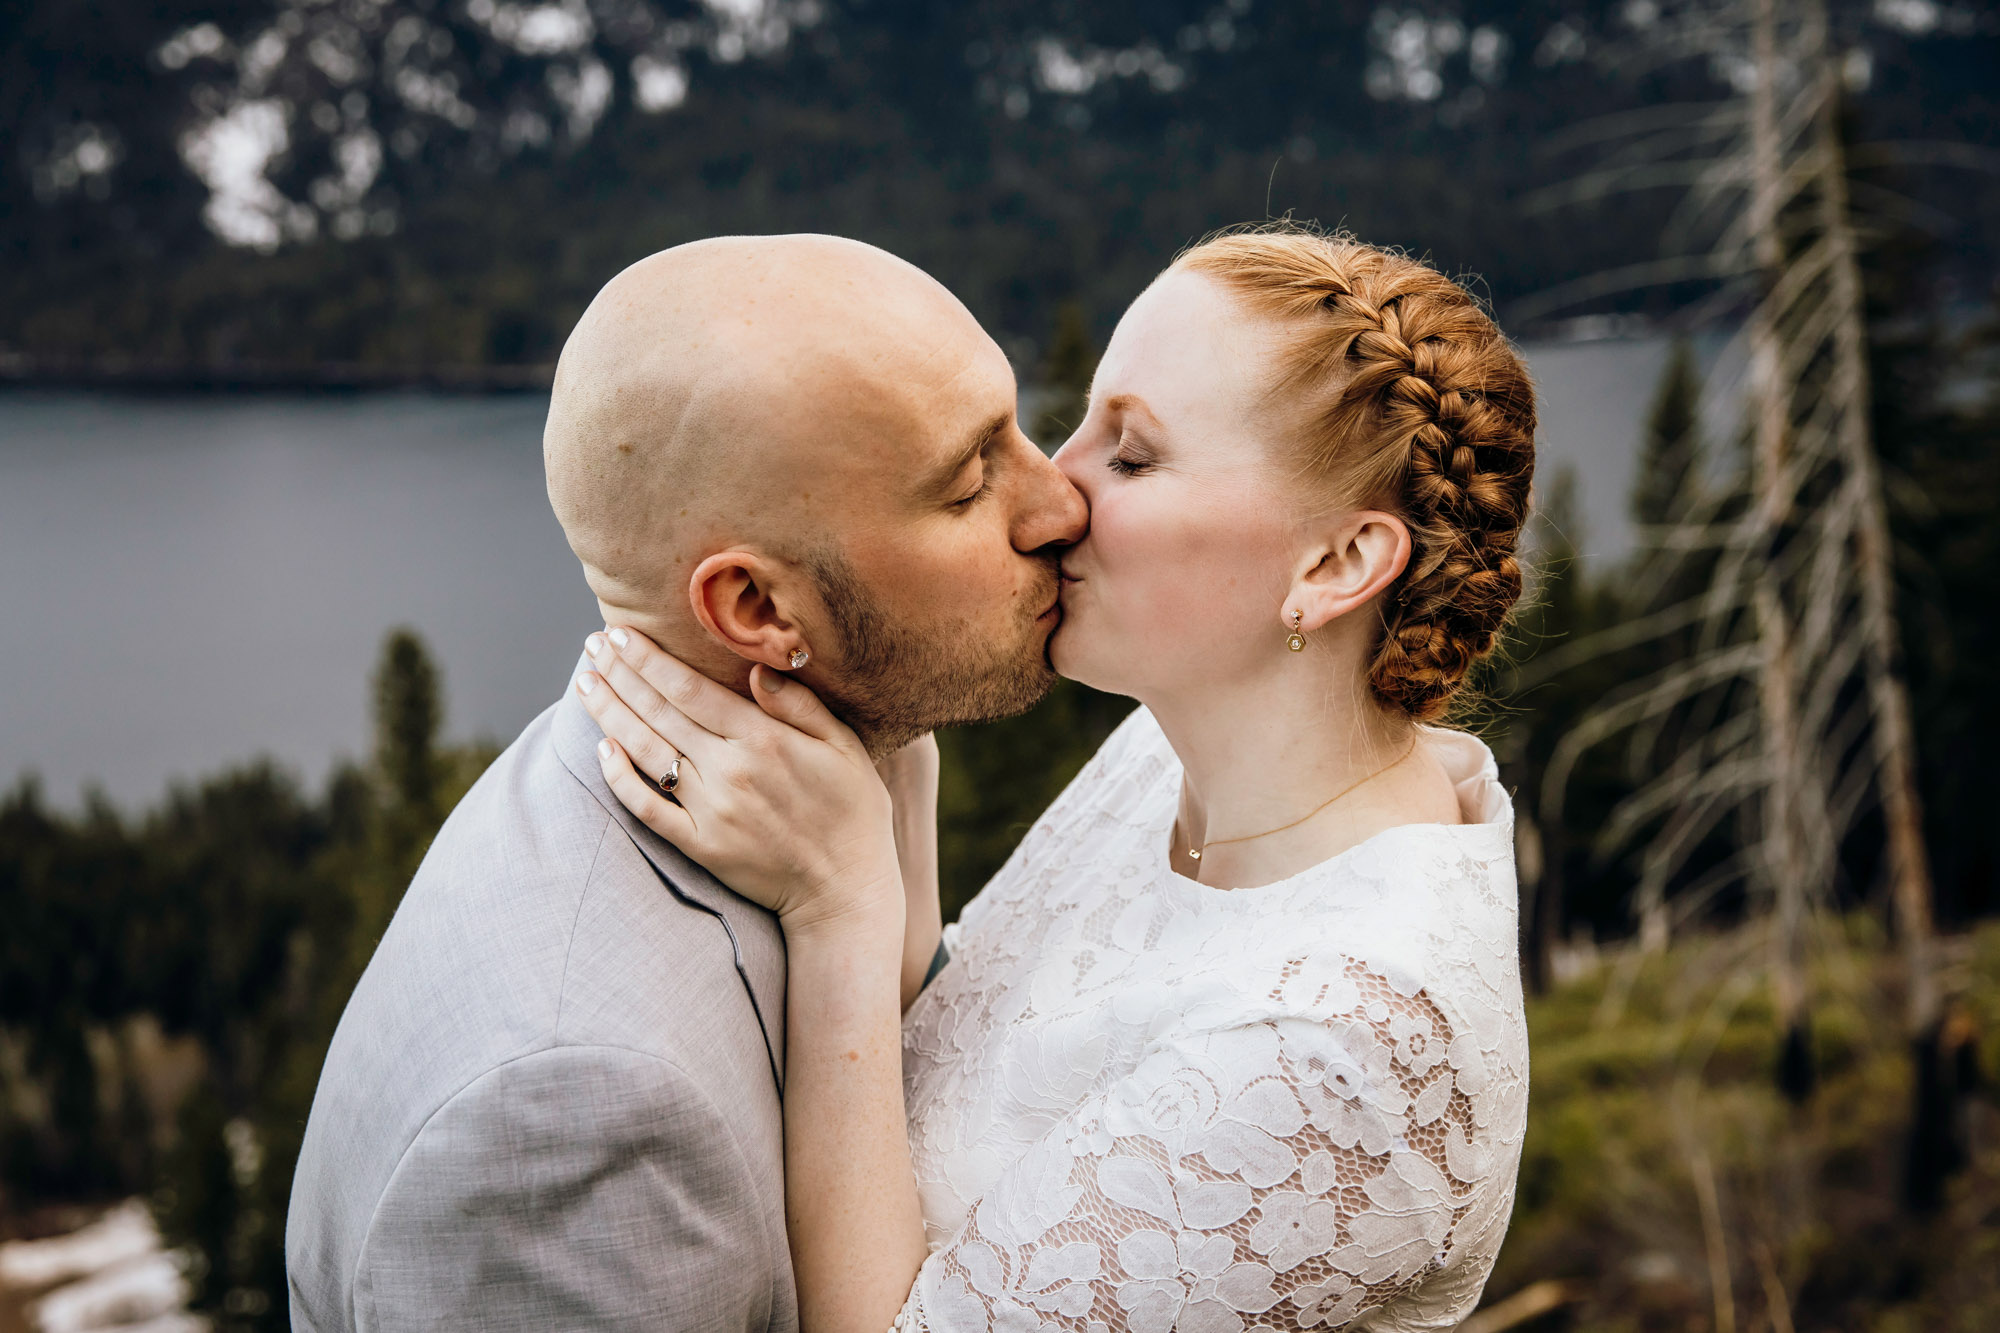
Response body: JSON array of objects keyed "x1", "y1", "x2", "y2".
[
  {"x1": 1632, "y1": 337, "x2": 1701, "y2": 534},
  {"x1": 1031, "y1": 302, "x2": 1099, "y2": 449},
  {"x1": 1503, "y1": 468, "x2": 1588, "y2": 989},
  {"x1": 372, "y1": 628, "x2": 441, "y2": 822},
  {"x1": 1621, "y1": 340, "x2": 1717, "y2": 948},
  {"x1": 1495, "y1": 466, "x2": 1647, "y2": 982}
]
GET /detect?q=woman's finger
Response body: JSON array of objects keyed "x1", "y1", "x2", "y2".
[
  {"x1": 576, "y1": 670, "x2": 707, "y2": 796},
  {"x1": 750, "y1": 665, "x2": 862, "y2": 749},
  {"x1": 583, "y1": 634, "x2": 726, "y2": 764},
  {"x1": 596, "y1": 736, "x2": 700, "y2": 848},
  {"x1": 599, "y1": 626, "x2": 764, "y2": 739}
]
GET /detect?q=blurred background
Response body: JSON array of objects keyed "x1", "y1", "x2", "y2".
[{"x1": 1, "y1": 1, "x2": 1997, "y2": 1330}]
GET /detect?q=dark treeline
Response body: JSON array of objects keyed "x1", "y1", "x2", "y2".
[
  {"x1": 0, "y1": 632, "x2": 499, "y2": 1320},
  {"x1": 5, "y1": 0, "x2": 1996, "y2": 373}
]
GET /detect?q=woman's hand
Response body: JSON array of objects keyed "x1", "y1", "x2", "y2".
[{"x1": 575, "y1": 627, "x2": 903, "y2": 938}]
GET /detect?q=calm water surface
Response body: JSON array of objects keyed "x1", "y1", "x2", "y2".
[{"x1": 0, "y1": 338, "x2": 1673, "y2": 807}]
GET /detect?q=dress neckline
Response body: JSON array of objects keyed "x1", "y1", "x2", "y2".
[{"x1": 1144, "y1": 723, "x2": 1513, "y2": 906}]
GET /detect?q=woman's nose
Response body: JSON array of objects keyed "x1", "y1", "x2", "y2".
[
  {"x1": 1049, "y1": 424, "x2": 1089, "y2": 473},
  {"x1": 1050, "y1": 431, "x2": 1093, "y2": 496}
]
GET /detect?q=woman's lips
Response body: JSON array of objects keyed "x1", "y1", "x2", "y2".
[{"x1": 1046, "y1": 575, "x2": 1079, "y2": 626}]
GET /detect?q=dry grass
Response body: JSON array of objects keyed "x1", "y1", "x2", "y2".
[{"x1": 1473, "y1": 917, "x2": 2000, "y2": 1333}]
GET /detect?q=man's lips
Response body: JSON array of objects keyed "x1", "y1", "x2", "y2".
[
  {"x1": 1037, "y1": 565, "x2": 1080, "y2": 624},
  {"x1": 1035, "y1": 574, "x2": 1068, "y2": 621}
]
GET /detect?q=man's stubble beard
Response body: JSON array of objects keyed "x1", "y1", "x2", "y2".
[{"x1": 804, "y1": 547, "x2": 1061, "y2": 757}]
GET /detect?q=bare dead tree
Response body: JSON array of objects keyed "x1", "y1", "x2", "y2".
[{"x1": 1514, "y1": 0, "x2": 1946, "y2": 1073}]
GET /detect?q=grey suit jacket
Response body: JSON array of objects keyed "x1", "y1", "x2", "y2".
[{"x1": 287, "y1": 670, "x2": 797, "y2": 1332}]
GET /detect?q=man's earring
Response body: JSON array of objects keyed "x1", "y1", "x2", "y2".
[
  {"x1": 1285, "y1": 611, "x2": 1307, "y2": 653},
  {"x1": 789, "y1": 647, "x2": 810, "y2": 669}
]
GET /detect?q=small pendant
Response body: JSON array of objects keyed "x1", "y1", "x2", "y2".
[
  {"x1": 1187, "y1": 846, "x2": 1202, "y2": 860},
  {"x1": 1286, "y1": 632, "x2": 1306, "y2": 652}
]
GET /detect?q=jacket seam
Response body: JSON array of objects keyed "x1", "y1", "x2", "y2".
[{"x1": 549, "y1": 814, "x2": 616, "y2": 1042}]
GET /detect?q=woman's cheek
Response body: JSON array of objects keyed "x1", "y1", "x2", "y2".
[{"x1": 1130, "y1": 523, "x2": 1234, "y2": 628}]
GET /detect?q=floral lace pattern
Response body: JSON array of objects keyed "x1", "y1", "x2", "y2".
[{"x1": 895, "y1": 710, "x2": 1528, "y2": 1332}]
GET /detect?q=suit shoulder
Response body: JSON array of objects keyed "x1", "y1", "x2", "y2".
[
  {"x1": 394, "y1": 1044, "x2": 747, "y2": 1170},
  {"x1": 354, "y1": 1046, "x2": 790, "y2": 1332}
]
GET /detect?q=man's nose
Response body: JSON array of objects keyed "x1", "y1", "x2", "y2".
[{"x1": 1013, "y1": 439, "x2": 1089, "y2": 552}]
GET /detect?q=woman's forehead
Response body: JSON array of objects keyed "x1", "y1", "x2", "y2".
[{"x1": 1099, "y1": 271, "x2": 1273, "y2": 426}]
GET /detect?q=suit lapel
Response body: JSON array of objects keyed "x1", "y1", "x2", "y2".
[{"x1": 549, "y1": 669, "x2": 788, "y2": 1083}]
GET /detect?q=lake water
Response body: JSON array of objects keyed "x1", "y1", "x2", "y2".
[{"x1": 0, "y1": 337, "x2": 1678, "y2": 808}]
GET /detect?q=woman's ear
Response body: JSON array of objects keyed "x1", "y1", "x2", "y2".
[
  {"x1": 687, "y1": 551, "x2": 808, "y2": 670},
  {"x1": 1289, "y1": 510, "x2": 1411, "y2": 632}
]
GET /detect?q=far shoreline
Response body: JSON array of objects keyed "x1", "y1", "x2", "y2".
[{"x1": 0, "y1": 354, "x2": 555, "y2": 394}]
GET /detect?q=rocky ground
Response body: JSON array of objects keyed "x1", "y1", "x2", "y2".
[{"x1": 0, "y1": 1203, "x2": 201, "y2": 1333}]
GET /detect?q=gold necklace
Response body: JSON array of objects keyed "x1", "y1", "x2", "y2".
[{"x1": 1183, "y1": 736, "x2": 1418, "y2": 864}]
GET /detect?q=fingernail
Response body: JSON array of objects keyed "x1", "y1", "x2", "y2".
[
  {"x1": 576, "y1": 673, "x2": 596, "y2": 695},
  {"x1": 608, "y1": 627, "x2": 630, "y2": 649},
  {"x1": 597, "y1": 738, "x2": 612, "y2": 760},
  {"x1": 758, "y1": 668, "x2": 786, "y2": 693},
  {"x1": 586, "y1": 633, "x2": 606, "y2": 660}
]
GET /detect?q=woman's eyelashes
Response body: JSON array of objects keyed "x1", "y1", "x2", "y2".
[{"x1": 1106, "y1": 439, "x2": 1157, "y2": 476}]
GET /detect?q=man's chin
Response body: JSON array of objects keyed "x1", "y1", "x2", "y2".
[
  {"x1": 817, "y1": 640, "x2": 1055, "y2": 758},
  {"x1": 940, "y1": 651, "x2": 1058, "y2": 729}
]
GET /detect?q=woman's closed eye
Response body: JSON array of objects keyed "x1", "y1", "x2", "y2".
[{"x1": 1106, "y1": 454, "x2": 1153, "y2": 476}]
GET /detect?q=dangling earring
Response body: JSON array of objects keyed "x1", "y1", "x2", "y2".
[
  {"x1": 789, "y1": 647, "x2": 810, "y2": 669},
  {"x1": 1285, "y1": 610, "x2": 1307, "y2": 653}
]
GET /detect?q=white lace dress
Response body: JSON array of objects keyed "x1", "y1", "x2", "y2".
[{"x1": 893, "y1": 708, "x2": 1529, "y2": 1333}]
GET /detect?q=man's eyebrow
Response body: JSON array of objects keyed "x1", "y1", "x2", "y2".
[{"x1": 926, "y1": 410, "x2": 1012, "y2": 494}]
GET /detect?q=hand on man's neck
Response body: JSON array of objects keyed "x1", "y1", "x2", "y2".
[{"x1": 597, "y1": 602, "x2": 758, "y2": 701}]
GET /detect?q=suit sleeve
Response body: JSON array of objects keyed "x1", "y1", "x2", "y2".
[{"x1": 352, "y1": 1045, "x2": 783, "y2": 1333}]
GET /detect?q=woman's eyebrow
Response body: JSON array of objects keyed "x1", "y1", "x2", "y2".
[{"x1": 1102, "y1": 393, "x2": 1166, "y2": 432}]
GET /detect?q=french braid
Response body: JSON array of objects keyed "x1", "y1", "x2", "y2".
[{"x1": 1177, "y1": 226, "x2": 1536, "y2": 721}]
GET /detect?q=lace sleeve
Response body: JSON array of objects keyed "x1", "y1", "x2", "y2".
[{"x1": 893, "y1": 963, "x2": 1512, "y2": 1333}]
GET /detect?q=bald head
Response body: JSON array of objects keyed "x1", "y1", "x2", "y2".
[
  {"x1": 546, "y1": 233, "x2": 1086, "y2": 749},
  {"x1": 545, "y1": 234, "x2": 992, "y2": 635}
]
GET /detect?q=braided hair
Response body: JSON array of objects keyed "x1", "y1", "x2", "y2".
[{"x1": 1176, "y1": 225, "x2": 1536, "y2": 721}]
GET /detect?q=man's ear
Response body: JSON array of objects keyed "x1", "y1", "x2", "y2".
[
  {"x1": 1291, "y1": 510, "x2": 1412, "y2": 632},
  {"x1": 687, "y1": 551, "x2": 807, "y2": 670}
]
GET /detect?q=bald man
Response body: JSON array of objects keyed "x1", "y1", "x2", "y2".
[{"x1": 286, "y1": 236, "x2": 1086, "y2": 1332}]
